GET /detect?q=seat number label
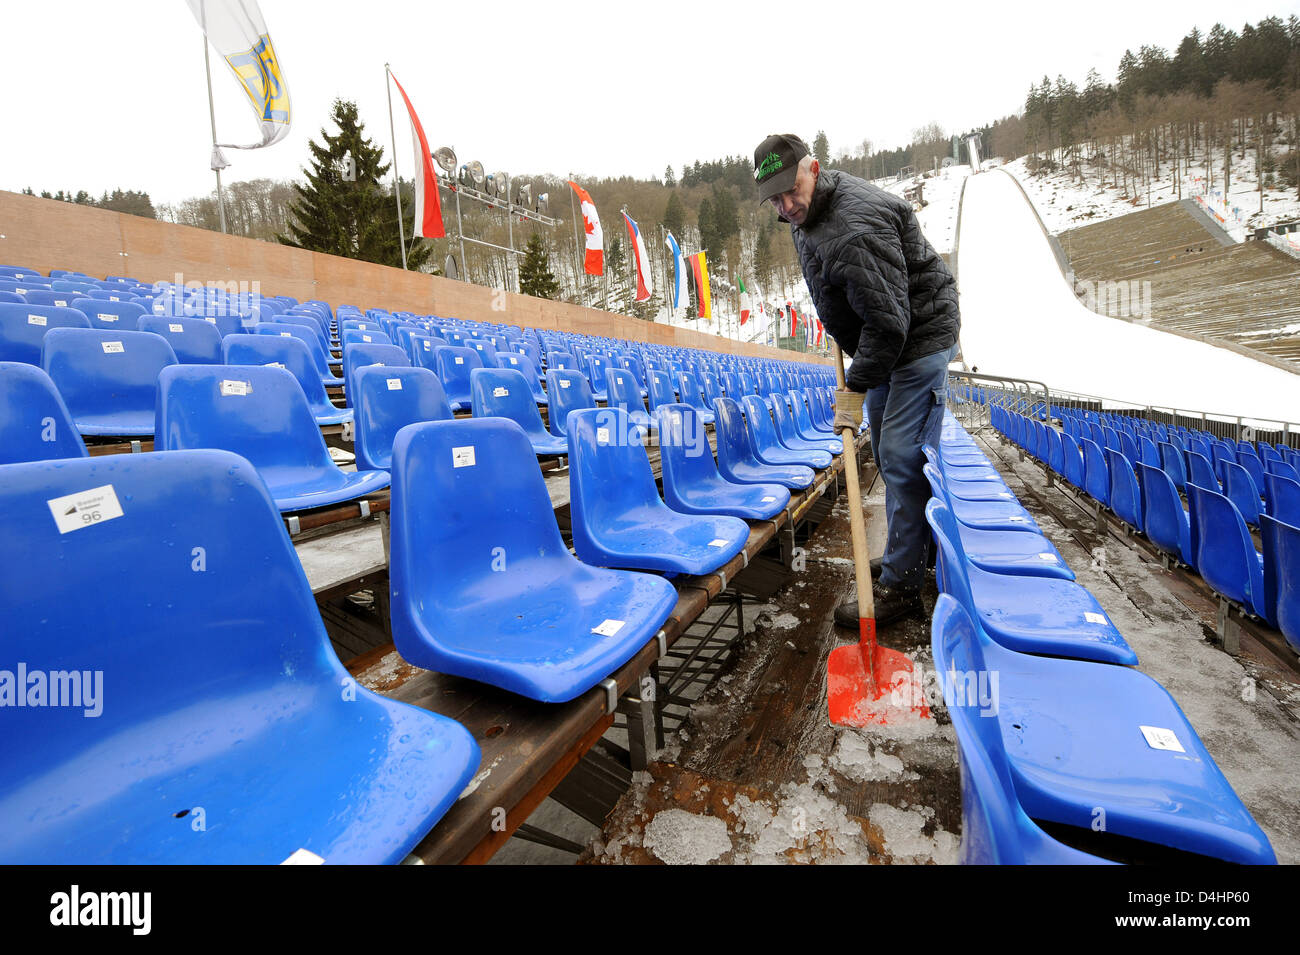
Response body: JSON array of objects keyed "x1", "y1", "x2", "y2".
[
  {"x1": 97, "y1": 314, "x2": 118, "y2": 322},
  {"x1": 455, "y1": 356, "x2": 464, "y2": 365},
  {"x1": 708, "y1": 538, "x2": 730, "y2": 547},
  {"x1": 559, "y1": 379, "x2": 570, "y2": 388},
  {"x1": 592, "y1": 619, "x2": 625, "y2": 636},
  {"x1": 101, "y1": 341, "x2": 124, "y2": 354},
  {"x1": 169, "y1": 323, "x2": 184, "y2": 332},
  {"x1": 1139, "y1": 725, "x2": 1185, "y2": 753},
  {"x1": 493, "y1": 387, "x2": 508, "y2": 398},
  {"x1": 387, "y1": 378, "x2": 402, "y2": 390},
  {"x1": 27, "y1": 314, "x2": 46, "y2": 326},
  {"x1": 48, "y1": 484, "x2": 124, "y2": 535},
  {"x1": 452, "y1": 446, "x2": 476, "y2": 468},
  {"x1": 1083, "y1": 611, "x2": 1106, "y2": 625},
  {"x1": 220, "y1": 379, "x2": 251, "y2": 396}
]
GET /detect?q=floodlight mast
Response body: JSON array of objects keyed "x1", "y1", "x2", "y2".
[{"x1": 432, "y1": 145, "x2": 560, "y2": 290}]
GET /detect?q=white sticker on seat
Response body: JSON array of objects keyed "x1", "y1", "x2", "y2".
[
  {"x1": 761, "y1": 496, "x2": 777, "y2": 503},
  {"x1": 1139, "y1": 725, "x2": 1185, "y2": 753},
  {"x1": 708, "y1": 538, "x2": 730, "y2": 547},
  {"x1": 591, "y1": 619, "x2": 625, "y2": 636},
  {"x1": 55, "y1": 299, "x2": 68, "y2": 306},
  {"x1": 454, "y1": 356, "x2": 464, "y2": 365},
  {"x1": 48, "y1": 484, "x2": 124, "y2": 534},
  {"x1": 109, "y1": 296, "x2": 120, "y2": 302},
  {"x1": 362, "y1": 335, "x2": 372, "y2": 342},
  {"x1": 280, "y1": 331, "x2": 292, "y2": 337},
  {"x1": 280, "y1": 848, "x2": 325, "y2": 865},
  {"x1": 422, "y1": 341, "x2": 431, "y2": 349},
  {"x1": 97, "y1": 313, "x2": 118, "y2": 322},
  {"x1": 452, "y1": 446, "x2": 476, "y2": 468},
  {"x1": 27, "y1": 314, "x2": 46, "y2": 326},
  {"x1": 101, "y1": 341, "x2": 124, "y2": 354},
  {"x1": 205, "y1": 316, "x2": 217, "y2": 324},
  {"x1": 493, "y1": 386, "x2": 509, "y2": 398},
  {"x1": 559, "y1": 379, "x2": 570, "y2": 388},
  {"x1": 1083, "y1": 611, "x2": 1106, "y2": 625},
  {"x1": 1037, "y1": 553, "x2": 1057, "y2": 560},
  {"x1": 220, "y1": 379, "x2": 251, "y2": 396},
  {"x1": 387, "y1": 378, "x2": 402, "y2": 390},
  {"x1": 596, "y1": 427, "x2": 611, "y2": 443},
  {"x1": 265, "y1": 362, "x2": 285, "y2": 369},
  {"x1": 168, "y1": 323, "x2": 184, "y2": 333}
]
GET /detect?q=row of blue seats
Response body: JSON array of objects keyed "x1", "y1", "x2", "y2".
[
  {"x1": 0, "y1": 400, "x2": 848, "y2": 863},
  {"x1": 997, "y1": 405, "x2": 1300, "y2": 657},
  {"x1": 927, "y1": 412, "x2": 1275, "y2": 865}
]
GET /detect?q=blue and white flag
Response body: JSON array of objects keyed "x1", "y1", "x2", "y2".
[
  {"x1": 187, "y1": 0, "x2": 291, "y2": 151},
  {"x1": 665, "y1": 231, "x2": 687, "y2": 312}
]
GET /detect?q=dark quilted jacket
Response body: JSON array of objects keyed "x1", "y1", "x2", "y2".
[{"x1": 789, "y1": 169, "x2": 960, "y2": 392}]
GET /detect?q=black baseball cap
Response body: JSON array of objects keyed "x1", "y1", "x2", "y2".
[{"x1": 753, "y1": 133, "x2": 810, "y2": 202}]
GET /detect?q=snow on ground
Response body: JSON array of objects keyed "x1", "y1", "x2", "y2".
[
  {"x1": 1004, "y1": 143, "x2": 1300, "y2": 237},
  {"x1": 957, "y1": 168, "x2": 1300, "y2": 425},
  {"x1": 877, "y1": 165, "x2": 971, "y2": 256}
]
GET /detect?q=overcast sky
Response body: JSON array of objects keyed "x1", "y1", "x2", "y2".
[{"x1": 4, "y1": 0, "x2": 1297, "y2": 206}]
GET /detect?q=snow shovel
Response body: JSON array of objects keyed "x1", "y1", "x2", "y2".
[{"x1": 826, "y1": 344, "x2": 930, "y2": 727}]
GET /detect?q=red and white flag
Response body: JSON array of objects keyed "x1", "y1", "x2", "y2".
[
  {"x1": 622, "y1": 211, "x2": 652, "y2": 301},
  {"x1": 388, "y1": 71, "x2": 444, "y2": 238},
  {"x1": 788, "y1": 301, "x2": 799, "y2": 338},
  {"x1": 568, "y1": 181, "x2": 604, "y2": 275}
]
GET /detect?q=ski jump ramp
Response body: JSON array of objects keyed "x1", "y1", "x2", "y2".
[{"x1": 955, "y1": 168, "x2": 1300, "y2": 425}]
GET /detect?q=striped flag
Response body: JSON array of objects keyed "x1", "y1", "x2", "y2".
[
  {"x1": 665, "y1": 232, "x2": 687, "y2": 312},
  {"x1": 688, "y1": 252, "x2": 711, "y2": 320},
  {"x1": 622, "y1": 212, "x2": 653, "y2": 302},
  {"x1": 738, "y1": 275, "x2": 751, "y2": 325},
  {"x1": 568, "y1": 182, "x2": 604, "y2": 275},
  {"x1": 388, "y1": 70, "x2": 445, "y2": 238}
]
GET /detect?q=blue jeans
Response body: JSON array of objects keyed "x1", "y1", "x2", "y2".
[{"x1": 865, "y1": 343, "x2": 957, "y2": 590}]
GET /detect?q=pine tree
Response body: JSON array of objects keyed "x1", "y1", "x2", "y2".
[
  {"x1": 664, "y1": 164, "x2": 676, "y2": 187},
  {"x1": 518, "y1": 232, "x2": 559, "y2": 299},
  {"x1": 279, "y1": 98, "x2": 431, "y2": 270},
  {"x1": 813, "y1": 130, "x2": 830, "y2": 165},
  {"x1": 663, "y1": 191, "x2": 685, "y2": 238}
]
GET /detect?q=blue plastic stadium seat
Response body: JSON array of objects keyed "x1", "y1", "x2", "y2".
[
  {"x1": 469, "y1": 367, "x2": 567, "y2": 456},
  {"x1": 676, "y1": 371, "x2": 716, "y2": 426},
  {"x1": 927, "y1": 498, "x2": 1135, "y2": 665},
  {"x1": 931, "y1": 596, "x2": 1274, "y2": 865},
  {"x1": 0, "y1": 303, "x2": 91, "y2": 365},
  {"x1": 1264, "y1": 471, "x2": 1300, "y2": 525},
  {"x1": 605, "y1": 366, "x2": 651, "y2": 433},
  {"x1": 386, "y1": 417, "x2": 677, "y2": 701},
  {"x1": 344, "y1": 342, "x2": 410, "y2": 410},
  {"x1": 787, "y1": 389, "x2": 833, "y2": 441},
  {"x1": 741, "y1": 395, "x2": 831, "y2": 470},
  {"x1": 497, "y1": 351, "x2": 547, "y2": 406},
  {"x1": 0, "y1": 362, "x2": 88, "y2": 463},
  {"x1": 353, "y1": 365, "x2": 453, "y2": 471},
  {"x1": 21, "y1": 289, "x2": 79, "y2": 308},
  {"x1": 342, "y1": 328, "x2": 392, "y2": 348},
  {"x1": 222, "y1": 334, "x2": 351, "y2": 427},
  {"x1": 1081, "y1": 437, "x2": 1109, "y2": 506},
  {"x1": 713, "y1": 396, "x2": 814, "y2": 490},
  {"x1": 42, "y1": 327, "x2": 176, "y2": 437},
  {"x1": 71, "y1": 297, "x2": 146, "y2": 332},
  {"x1": 262, "y1": 321, "x2": 343, "y2": 382},
  {"x1": 923, "y1": 464, "x2": 1072, "y2": 580},
  {"x1": 1137, "y1": 462, "x2": 1194, "y2": 567},
  {"x1": 646, "y1": 369, "x2": 678, "y2": 416},
  {"x1": 1061, "y1": 434, "x2": 1086, "y2": 489},
  {"x1": 156, "y1": 364, "x2": 391, "y2": 512},
  {"x1": 568, "y1": 407, "x2": 749, "y2": 574},
  {"x1": 1221, "y1": 461, "x2": 1262, "y2": 527},
  {"x1": 658, "y1": 404, "x2": 788, "y2": 520},
  {"x1": 1157, "y1": 441, "x2": 1187, "y2": 490},
  {"x1": 1261, "y1": 514, "x2": 1300, "y2": 654},
  {"x1": 1106, "y1": 447, "x2": 1142, "y2": 530},
  {"x1": 433, "y1": 345, "x2": 482, "y2": 412},
  {"x1": 545, "y1": 368, "x2": 596, "y2": 439},
  {"x1": 770, "y1": 393, "x2": 842, "y2": 455},
  {"x1": 931, "y1": 598, "x2": 1111, "y2": 864},
  {"x1": 137, "y1": 315, "x2": 222, "y2": 364},
  {"x1": 1186, "y1": 483, "x2": 1266, "y2": 617},
  {"x1": 1186, "y1": 449, "x2": 1219, "y2": 492},
  {"x1": 0, "y1": 449, "x2": 478, "y2": 863}
]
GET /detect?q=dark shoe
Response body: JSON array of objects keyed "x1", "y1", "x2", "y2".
[{"x1": 834, "y1": 586, "x2": 922, "y2": 629}]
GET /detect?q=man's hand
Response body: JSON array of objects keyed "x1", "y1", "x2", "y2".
[{"x1": 833, "y1": 389, "x2": 864, "y2": 433}]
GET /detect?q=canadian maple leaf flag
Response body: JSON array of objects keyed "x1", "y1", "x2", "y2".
[{"x1": 568, "y1": 181, "x2": 604, "y2": 275}]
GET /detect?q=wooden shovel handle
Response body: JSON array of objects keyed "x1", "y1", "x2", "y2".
[{"x1": 831, "y1": 344, "x2": 874, "y2": 623}]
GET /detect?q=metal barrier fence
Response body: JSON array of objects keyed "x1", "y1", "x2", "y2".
[{"x1": 946, "y1": 369, "x2": 1300, "y2": 451}]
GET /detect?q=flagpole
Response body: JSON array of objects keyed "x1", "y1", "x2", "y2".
[
  {"x1": 200, "y1": 0, "x2": 228, "y2": 234},
  {"x1": 569, "y1": 184, "x2": 583, "y2": 307},
  {"x1": 384, "y1": 64, "x2": 409, "y2": 271}
]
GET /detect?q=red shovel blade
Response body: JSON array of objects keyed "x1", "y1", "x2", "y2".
[{"x1": 828, "y1": 619, "x2": 931, "y2": 727}]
